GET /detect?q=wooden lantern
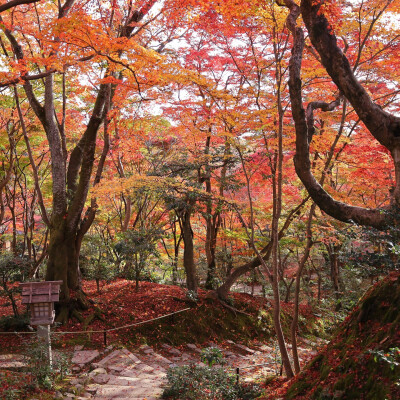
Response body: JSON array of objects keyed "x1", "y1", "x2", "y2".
[{"x1": 20, "y1": 281, "x2": 63, "y2": 325}]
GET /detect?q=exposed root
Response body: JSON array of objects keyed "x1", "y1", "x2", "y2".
[
  {"x1": 82, "y1": 313, "x2": 95, "y2": 331},
  {"x1": 72, "y1": 308, "x2": 84, "y2": 323},
  {"x1": 218, "y1": 300, "x2": 252, "y2": 317}
]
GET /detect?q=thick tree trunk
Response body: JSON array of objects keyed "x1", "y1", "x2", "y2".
[{"x1": 45, "y1": 215, "x2": 91, "y2": 322}]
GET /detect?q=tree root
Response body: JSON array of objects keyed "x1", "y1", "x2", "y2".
[
  {"x1": 218, "y1": 300, "x2": 252, "y2": 317},
  {"x1": 172, "y1": 296, "x2": 198, "y2": 307}
]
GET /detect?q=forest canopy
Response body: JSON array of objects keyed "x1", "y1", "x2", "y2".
[{"x1": 1, "y1": 0, "x2": 400, "y2": 383}]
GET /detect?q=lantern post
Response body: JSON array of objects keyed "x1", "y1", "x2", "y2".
[{"x1": 19, "y1": 281, "x2": 63, "y2": 366}]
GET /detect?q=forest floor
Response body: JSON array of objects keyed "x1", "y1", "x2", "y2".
[{"x1": 0, "y1": 279, "x2": 326, "y2": 399}]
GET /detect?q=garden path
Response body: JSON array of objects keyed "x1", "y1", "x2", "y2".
[{"x1": 62, "y1": 340, "x2": 318, "y2": 400}]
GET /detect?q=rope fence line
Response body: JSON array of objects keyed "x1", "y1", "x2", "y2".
[
  {"x1": 238, "y1": 361, "x2": 275, "y2": 370},
  {"x1": 0, "y1": 307, "x2": 191, "y2": 345},
  {"x1": 2, "y1": 307, "x2": 282, "y2": 379}
]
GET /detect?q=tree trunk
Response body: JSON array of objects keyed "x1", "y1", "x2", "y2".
[
  {"x1": 291, "y1": 204, "x2": 315, "y2": 374},
  {"x1": 216, "y1": 198, "x2": 308, "y2": 299},
  {"x1": 181, "y1": 207, "x2": 197, "y2": 292}
]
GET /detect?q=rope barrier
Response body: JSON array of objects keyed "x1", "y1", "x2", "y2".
[
  {"x1": 0, "y1": 307, "x2": 191, "y2": 337},
  {"x1": 238, "y1": 361, "x2": 274, "y2": 370}
]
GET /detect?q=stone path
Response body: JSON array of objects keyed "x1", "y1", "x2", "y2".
[
  {"x1": 0, "y1": 339, "x2": 322, "y2": 399},
  {"x1": 62, "y1": 339, "x2": 318, "y2": 399}
]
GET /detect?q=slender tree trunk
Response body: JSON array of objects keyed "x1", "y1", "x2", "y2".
[
  {"x1": 269, "y1": 21, "x2": 294, "y2": 379},
  {"x1": 291, "y1": 204, "x2": 315, "y2": 374},
  {"x1": 181, "y1": 206, "x2": 197, "y2": 292}
]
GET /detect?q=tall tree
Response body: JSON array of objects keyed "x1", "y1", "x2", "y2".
[
  {"x1": 281, "y1": 0, "x2": 400, "y2": 229},
  {"x1": 0, "y1": 0, "x2": 159, "y2": 320}
]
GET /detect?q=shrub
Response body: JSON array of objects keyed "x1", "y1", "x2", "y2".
[
  {"x1": 162, "y1": 363, "x2": 261, "y2": 400},
  {"x1": 24, "y1": 338, "x2": 70, "y2": 389},
  {"x1": 0, "y1": 314, "x2": 29, "y2": 331},
  {"x1": 201, "y1": 346, "x2": 225, "y2": 367},
  {"x1": 0, "y1": 251, "x2": 31, "y2": 317}
]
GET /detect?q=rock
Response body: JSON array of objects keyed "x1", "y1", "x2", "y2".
[
  {"x1": 91, "y1": 374, "x2": 112, "y2": 384},
  {"x1": 167, "y1": 347, "x2": 181, "y2": 356},
  {"x1": 0, "y1": 354, "x2": 27, "y2": 369},
  {"x1": 181, "y1": 353, "x2": 191, "y2": 361},
  {"x1": 72, "y1": 350, "x2": 100, "y2": 365},
  {"x1": 85, "y1": 384, "x2": 100, "y2": 394},
  {"x1": 89, "y1": 367, "x2": 107, "y2": 376},
  {"x1": 233, "y1": 344, "x2": 256, "y2": 354}
]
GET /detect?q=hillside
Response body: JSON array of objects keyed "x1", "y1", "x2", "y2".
[
  {"x1": 0, "y1": 279, "x2": 317, "y2": 352},
  {"x1": 283, "y1": 272, "x2": 400, "y2": 400}
]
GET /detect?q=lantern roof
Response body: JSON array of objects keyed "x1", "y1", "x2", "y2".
[{"x1": 20, "y1": 281, "x2": 63, "y2": 304}]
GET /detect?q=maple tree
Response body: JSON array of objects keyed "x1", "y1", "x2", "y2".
[
  {"x1": 0, "y1": 0, "x2": 189, "y2": 319},
  {"x1": 281, "y1": 0, "x2": 400, "y2": 229},
  {"x1": 0, "y1": 1, "x2": 400, "y2": 391}
]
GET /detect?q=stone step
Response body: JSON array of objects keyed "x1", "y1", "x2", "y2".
[
  {"x1": 93, "y1": 398, "x2": 159, "y2": 400},
  {"x1": 93, "y1": 384, "x2": 163, "y2": 398},
  {"x1": 72, "y1": 350, "x2": 100, "y2": 366},
  {"x1": 0, "y1": 354, "x2": 27, "y2": 370},
  {"x1": 232, "y1": 343, "x2": 256, "y2": 354}
]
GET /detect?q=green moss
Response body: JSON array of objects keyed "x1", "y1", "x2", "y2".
[
  {"x1": 284, "y1": 273, "x2": 400, "y2": 400},
  {"x1": 333, "y1": 372, "x2": 354, "y2": 391},
  {"x1": 319, "y1": 362, "x2": 331, "y2": 380},
  {"x1": 364, "y1": 375, "x2": 388, "y2": 400},
  {"x1": 308, "y1": 354, "x2": 324, "y2": 369},
  {"x1": 285, "y1": 378, "x2": 313, "y2": 399}
]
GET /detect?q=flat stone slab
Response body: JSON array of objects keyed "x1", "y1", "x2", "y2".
[
  {"x1": 119, "y1": 371, "x2": 158, "y2": 379},
  {"x1": 167, "y1": 347, "x2": 181, "y2": 356},
  {"x1": 95, "y1": 350, "x2": 141, "y2": 371},
  {"x1": 186, "y1": 343, "x2": 201, "y2": 353},
  {"x1": 0, "y1": 354, "x2": 27, "y2": 369},
  {"x1": 233, "y1": 344, "x2": 256, "y2": 354},
  {"x1": 151, "y1": 353, "x2": 172, "y2": 364},
  {"x1": 95, "y1": 398, "x2": 159, "y2": 400},
  {"x1": 94, "y1": 385, "x2": 163, "y2": 398},
  {"x1": 91, "y1": 374, "x2": 113, "y2": 384},
  {"x1": 72, "y1": 350, "x2": 100, "y2": 365}
]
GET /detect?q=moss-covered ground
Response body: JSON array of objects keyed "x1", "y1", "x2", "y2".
[{"x1": 280, "y1": 272, "x2": 400, "y2": 400}]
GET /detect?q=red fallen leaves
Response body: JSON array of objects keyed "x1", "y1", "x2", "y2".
[
  {"x1": 257, "y1": 376, "x2": 290, "y2": 400},
  {"x1": 0, "y1": 278, "x2": 317, "y2": 351}
]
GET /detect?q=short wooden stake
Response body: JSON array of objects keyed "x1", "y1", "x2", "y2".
[{"x1": 103, "y1": 331, "x2": 107, "y2": 347}]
